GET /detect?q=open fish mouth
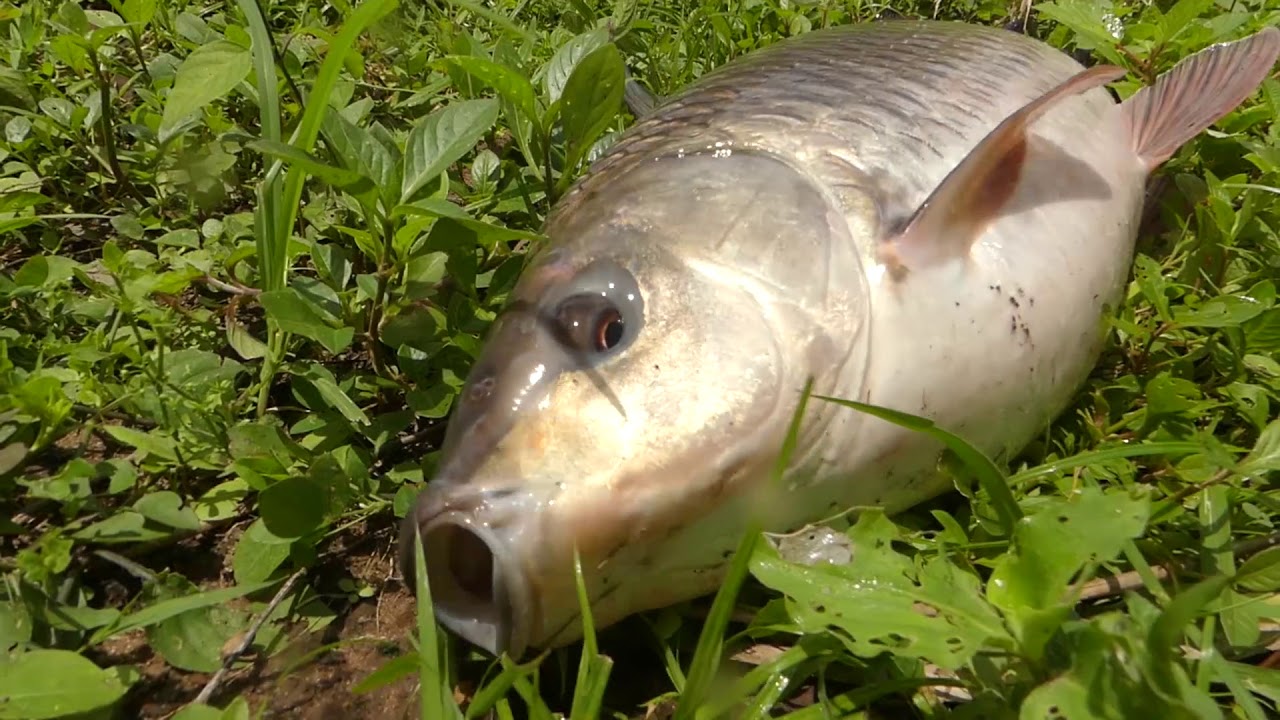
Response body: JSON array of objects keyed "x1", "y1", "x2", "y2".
[{"x1": 400, "y1": 496, "x2": 536, "y2": 658}]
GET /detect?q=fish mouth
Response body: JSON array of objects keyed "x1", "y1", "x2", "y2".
[{"x1": 400, "y1": 501, "x2": 534, "y2": 659}]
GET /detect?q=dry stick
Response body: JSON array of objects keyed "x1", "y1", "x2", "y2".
[
  {"x1": 1077, "y1": 531, "x2": 1280, "y2": 602},
  {"x1": 193, "y1": 568, "x2": 307, "y2": 706}
]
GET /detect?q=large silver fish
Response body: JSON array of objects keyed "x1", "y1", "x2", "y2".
[{"x1": 400, "y1": 18, "x2": 1280, "y2": 659}]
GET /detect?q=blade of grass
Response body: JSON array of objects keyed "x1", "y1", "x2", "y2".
[
  {"x1": 569, "y1": 550, "x2": 614, "y2": 720},
  {"x1": 410, "y1": 533, "x2": 464, "y2": 720},
  {"x1": 1007, "y1": 441, "x2": 1204, "y2": 487},
  {"x1": 235, "y1": 0, "x2": 284, "y2": 292},
  {"x1": 814, "y1": 394, "x2": 1021, "y2": 537},
  {"x1": 675, "y1": 377, "x2": 815, "y2": 720},
  {"x1": 276, "y1": 0, "x2": 399, "y2": 288},
  {"x1": 436, "y1": 0, "x2": 537, "y2": 43}
]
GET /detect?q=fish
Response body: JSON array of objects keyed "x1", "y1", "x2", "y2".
[{"x1": 398, "y1": 18, "x2": 1280, "y2": 660}]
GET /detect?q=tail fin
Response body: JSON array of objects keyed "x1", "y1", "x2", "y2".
[{"x1": 1123, "y1": 26, "x2": 1280, "y2": 171}]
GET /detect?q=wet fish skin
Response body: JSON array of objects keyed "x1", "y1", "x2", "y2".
[{"x1": 399, "y1": 19, "x2": 1280, "y2": 658}]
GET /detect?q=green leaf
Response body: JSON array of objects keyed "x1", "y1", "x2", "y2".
[
  {"x1": 147, "y1": 604, "x2": 239, "y2": 673},
  {"x1": 119, "y1": 0, "x2": 158, "y2": 26},
  {"x1": 1238, "y1": 419, "x2": 1280, "y2": 475},
  {"x1": 134, "y1": 491, "x2": 202, "y2": 531},
  {"x1": 1173, "y1": 294, "x2": 1268, "y2": 328},
  {"x1": 987, "y1": 488, "x2": 1149, "y2": 658},
  {"x1": 543, "y1": 28, "x2": 610, "y2": 104},
  {"x1": 90, "y1": 580, "x2": 278, "y2": 644},
  {"x1": 560, "y1": 43, "x2": 625, "y2": 174},
  {"x1": 301, "y1": 368, "x2": 371, "y2": 426},
  {"x1": 258, "y1": 475, "x2": 327, "y2": 539},
  {"x1": 232, "y1": 520, "x2": 292, "y2": 584},
  {"x1": 400, "y1": 98, "x2": 499, "y2": 204},
  {"x1": 101, "y1": 425, "x2": 178, "y2": 462},
  {"x1": 1236, "y1": 546, "x2": 1280, "y2": 592},
  {"x1": 72, "y1": 511, "x2": 173, "y2": 544},
  {"x1": 160, "y1": 40, "x2": 252, "y2": 141},
  {"x1": 249, "y1": 138, "x2": 375, "y2": 194},
  {"x1": 258, "y1": 288, "x2": 354, "y2": 354},
  {"x1": 753, "y1": 510, "x2": 1010, "y2": 670},
  {"x1": 0, "y1": 649, "x2": 129, "y2": 719},
  {"x1": 320, "y1": 109, "x2": 398, "y2": 208},
  {"x1": 440, "y1": 55, "x2": 539, "y2": 126},
  {"x1": 1036, "y1": 1, "x2": 1127, "y2": 66},
  {"x1": 193, "y1": 479, "x2": 249, "y2": 523}
]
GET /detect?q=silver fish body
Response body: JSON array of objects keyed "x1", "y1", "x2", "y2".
[{"x1": 400, "y1": 19, "x2": 1280, "y2": 658}]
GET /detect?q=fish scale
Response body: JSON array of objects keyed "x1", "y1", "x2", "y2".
[{"x1": 562, "y1": 22, "x2": 1089, "y2": 232}]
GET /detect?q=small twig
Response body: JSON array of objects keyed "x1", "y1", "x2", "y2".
[
  {"x1": 1079, "y1": 564, "x2": 1175, "y2": 602},
  {"x1": 193, "y1": 568, "x2": 306, "y2": 706},
  {"x1": 201, "y1": 275, "x2": 261, "y2": 296},
  {"x1": 1077, "y1": 531, "x2": 1280, "y2": 603},
  {"x1": 92, "y1": 549, "x2": 157, "y2": 584}
]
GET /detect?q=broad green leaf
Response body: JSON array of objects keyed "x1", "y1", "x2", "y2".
[
  {"x1": 193, "y1": 479, "x2": 249, "y2": 523},
  {"x1": 258, "y1": 288, "x2": 355, "y2": 354},
  {"x1": 1238, "y1": 419, "x2": 1280, "y2": 475},
  {"x1": 1173, "y1": 294, "x2": 1268, "y2": 328},
  {"x1": 1036, "y1": 1, "x2": 1127, "y2": 66},
  {"x1": 232, "y1": 520, "x2": 292, "y2": 584},
  {"x1": 751, "y1": 510, "x2": 1010, "y2": 671},
  {"x1": 0, "y1": 602, "x2": 33, "y2": 653},
  {"x1": 147, "y1": 604, "x2": 240, "y2": 673},
  {"x1": 320, "y1": 109, "x2": 398, "y2": 208},
  {"x1": 440, "y1": 55, "x2": 539, "y2": 127},
  {"x1": 400, "y1": 98, "x2": 500, "y2": 204},
  {"x1": 160, "y1": 40, "x2": 252, "y2": 141},
  {"x1": 72, "y1": 511, "x2": 172, "y2": 544},
  {"x1": 90, "y1": 580, "x2": 278, "y2": 644},
  {"x1": 0, "y1": 650, "x2": 129, "y2": 719},
  {"x1": 560, "y1": 43, "x2": 625, "y2": 174},
  {"x1": 101, "y1": 425, "x2": 178, "y2": 462},
  {"x1": 258, "y1": 475, "x2": 327, "y2": 539},
  {"x1": 134, "y1": 491, "x2": 202, "y2": 531},
  {"x1": 1236, "y1": 546, "x2": 1280, "y2": 592},
  {"x1": 987, "y1": 489, "x2": 1149, "y2": 657},
  {"x1": 0, "y1": 66, "x2": 35, "y2": 111},
  {"x1": 300, "y1": 370, "x2": 370, "y2": 426},
  {"x1": 120, "y1": 0, "x2": 158, "y2": 25},
  {"x1": 543, "y1": 28, "x2": 609, "y2": 104}
]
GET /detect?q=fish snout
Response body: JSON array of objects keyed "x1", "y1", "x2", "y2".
[{"x1": 398, "y1": 483, "x2": 535, "y2": 658}]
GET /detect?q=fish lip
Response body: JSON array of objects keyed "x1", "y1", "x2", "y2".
[{"x1": 401, "y1": 497, "x2": 533, "y2": 659}]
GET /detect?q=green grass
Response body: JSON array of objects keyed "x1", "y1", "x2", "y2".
[{"x1": 2, "y1": 0, "x2": 1280, "y2": 718}]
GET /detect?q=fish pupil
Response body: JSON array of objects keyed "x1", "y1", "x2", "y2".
[{"x1": 597, "y1": 312, "x2": 625, "y2": 351}]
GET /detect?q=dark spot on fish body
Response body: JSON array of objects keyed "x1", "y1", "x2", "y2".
[{"x1": 1008, "y1": 296, "x2": 1019, "y2": 308}]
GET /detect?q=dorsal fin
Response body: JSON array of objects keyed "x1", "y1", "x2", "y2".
[
  {"x1": 876, "y1": 64, "x2": 1125, "y2": 278},
  {"x1": 1122, "y1": 27, "x2": 1280, "y2": 171}
]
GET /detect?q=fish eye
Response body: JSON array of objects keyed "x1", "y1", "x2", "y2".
[
  {"x1": 542, "y1": 259, "x2": 644, "y2": 363},
  {"x1": 554, "y1": 295, "x2": 628, "y2": 355}
]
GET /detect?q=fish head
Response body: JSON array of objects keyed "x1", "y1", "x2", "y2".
[{"x1": 399, "y1": 148, "x2": 858, "y2": 659}]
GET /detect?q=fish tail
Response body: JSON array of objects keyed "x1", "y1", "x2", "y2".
[{"x1": 1122, "y1": 26, "x2": 1280, "y2": 171}]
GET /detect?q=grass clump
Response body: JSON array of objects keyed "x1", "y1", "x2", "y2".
[{"x1": 2, "y1": 0, "x2": 1280, "y2": 718}]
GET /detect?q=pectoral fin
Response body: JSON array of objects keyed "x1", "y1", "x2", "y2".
[
  {"x1": 1122, "y1": 27, "x2": 1280, "y2": 171},
  {"x1": 877, "y1": 64, "x2": 1126, "y2": 278}
]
